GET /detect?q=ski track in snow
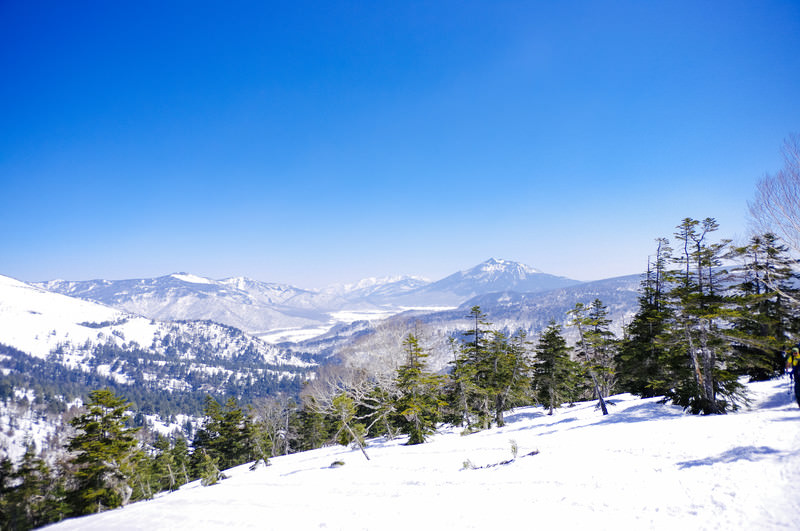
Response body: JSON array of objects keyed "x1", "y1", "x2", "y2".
[{"x1": 43, "y1": 379, "x2": 800, "y2": 531}]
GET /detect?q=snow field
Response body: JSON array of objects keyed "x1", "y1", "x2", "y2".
[{"x1": 44, "y1": 378, "x2": 800, "y2": 531}]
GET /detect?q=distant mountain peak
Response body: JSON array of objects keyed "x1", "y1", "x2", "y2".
[{"x1": 462, "y1": 258, "x2": 543, "y2": 280}]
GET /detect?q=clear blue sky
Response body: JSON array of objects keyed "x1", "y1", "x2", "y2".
[{"x1": 2, "y1": 1, "x2": 799, "y2": 288}]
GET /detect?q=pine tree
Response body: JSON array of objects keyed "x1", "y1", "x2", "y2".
[
  {"x1": 662, "y1": 218, "x2": 743, "y2": 414},
  {"x1": 293, "y1": 402, "x2": 331, "y2": 451},
  {"x1": 443, "y1": 336, "x2": 480, "y2": 429},
  {"x1": 443, "y1": 307, "x2": 530, "y2": 430},
  {"x1": 192, "y1": 396, "x2": 255, "y2": 472},
  {"x1": 569, "y1": 299, "x2": 617, "y2": 414},
  {"x1": 394, "y1": 334, "x2": 445, "y2": 445},
  {"x1": 484, "y1": 330, "x2": 531, "y2": 426},
  {"x1": 459, "y1": 306, "x2": 495, "y2": 430},
  {"x1": 0, "y1": 444, "x2": 69, "y2": 530},
  {"x1": 532, "y1": 322, "x2": 578, "y2": 415},
  {"x1": 194, "y1": 448, "x2": 222, "y2": 486},
  {"x1": 67, "y1": 388, "x2": 141, "y2": 515},
  {"x1": 616, "y1": 239, "x2": 674, "y2": 397},
  {"x1": 169, "y1": 436, "x2": 192, "y2": 487},
  {"x1": 729, "y1": 233, "x2": 800, "y2": 380}
]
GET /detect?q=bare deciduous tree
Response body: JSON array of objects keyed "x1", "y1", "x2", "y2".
[{"x1": 750, "y1": 135, "x2": 800, "y2": 256}]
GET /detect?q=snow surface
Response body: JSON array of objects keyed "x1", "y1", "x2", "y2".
[
  {"x1": 44, "y1": 379, "x2": 800, "y2": 530},
  {"x1": 0, "y1": 274, "x2": 133, "y2": 357},
  {"x1": 170, "y1": 273, "x2": 213, "y2": 284}
]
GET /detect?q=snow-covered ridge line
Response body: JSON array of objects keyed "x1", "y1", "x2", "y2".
[{"x1": 29, "y1": 259, "x2": 578, "y2": 337}]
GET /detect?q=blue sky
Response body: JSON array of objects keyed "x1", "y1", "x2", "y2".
[{"x1": 2, "y1": 1, "x2": 799, "y2": 288}]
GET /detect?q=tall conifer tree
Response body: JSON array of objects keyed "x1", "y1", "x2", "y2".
[
  {"x1": 67, "y1": 389, "x2": 141, "y2": 514},
  {"x1": 532, "y1": 322, "x2": 577, "y2": 415}
]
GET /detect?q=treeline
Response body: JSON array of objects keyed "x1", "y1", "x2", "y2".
[{"x1": 2, "y1": 218, "x2": 798, "y2": 529}]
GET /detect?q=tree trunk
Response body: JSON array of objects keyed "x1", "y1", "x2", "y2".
[{"x1": 589, "y1": 371, "x2": 609, "y2": 415}]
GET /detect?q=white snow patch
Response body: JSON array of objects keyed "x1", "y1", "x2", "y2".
[
  {"x1": 171, "y1": 273, "x2": 213, "y2": 285},
  {"x1": 329, "y1": 309, "x2": 397, "y2": 323},
  {"x1": 258, "y1": 326, "x2": 334, "y2": 344}
]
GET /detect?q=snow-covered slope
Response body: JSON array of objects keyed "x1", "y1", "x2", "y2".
[
  {"x1": 0, "y1": 275, "x2": 315, "y2": 422},
  {"x1": 43, "y1": 378, "x2": 800, "y2": 530},
  {"x1": 323, "y1": 275, "x2": 432, "y2": 306},
  {"x1": 0, "y1": 274, "x2": 146, "y2": 358},
  {"x1": 35, "y1": 273, "x2": 330, "y2": 336},
  {"x1": 0, "y1": 274, "x2": 309, "y2": 366}
]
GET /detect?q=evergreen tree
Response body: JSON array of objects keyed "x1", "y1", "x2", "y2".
[
  {"x1": 67, "y1": 388, "x2": 141, "y2": 515},
  {"x1": 394, "y1": 334, "x2": 445, "y2": 444},
  {"x1": 443, "y1": 307, "x2": 530, "y2": 430},
  {"x1": 129, "y1": 451, "x2": 155, "y2": 502},
  {"x1": 532, "y1": 322, "x2": 578, "y2": 415},
  {"x1": 194, "y1": 448, "x2": 222, "y2": 486},
  {"x1": 140, "y1": 434, "x2": 189, "y2": 495},
  {"x1": 569, "y1": 299, "x2": 617, "y2": 413},
  {"x1": 192, "y1": 396, "x2": 255, "y2": 473},
  {"x1": 293, "y1": 402, "x2": 331, "y2": 451},
  {"x1": 616, "y1": 239, "x2": 674, "y2": 397},
  {"x1": 456, "y1": 306, "x2": 495, "y2": 430},
  {"x1": 729, "y1": 233, "x2": 800, "y2": 380},
  {"x1": 169, "y1": 436, "x2": 192, "y2": 487},
  {"x1": 0, "y1": 444, "x2": 69, "y2": 530},
  {"x1": 443, "y1": 336, "x2": 480, "y2": 429},
  {"x1": 484, "y1": 330, "x2": 532, "y2": 426},
  {"x1": 662, "y1": 218, "x2": 743, "y2": 414}
]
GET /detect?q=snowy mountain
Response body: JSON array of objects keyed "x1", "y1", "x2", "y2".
[
  {"x1": 0, "y1": 275, "x2": 315, "y2": 420},
  {"x1": 33, "y1": 260, "x2": 581, "y2": 337},
  {"x1": 323, "y1": 275, "x2": 432, "y2": 305},
  {"x1": 395, "y1": 258, "x2": 582, "y2": 306},
  {"x1": 36, "y1": 273, "x2": 332, "y2": 336},
  {"x1": 42, "y1": 378, "x2": 800, "y2": 530}
]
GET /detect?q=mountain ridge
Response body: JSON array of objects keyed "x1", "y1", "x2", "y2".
[{"x1": 33, "y1": 259, "x2": 583, "y2": 335}]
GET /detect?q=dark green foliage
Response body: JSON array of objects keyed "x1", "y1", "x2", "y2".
[
  {"x1": 192, "y1": 396, "x2": 255, "y2": 473},
  {"x1": 0, "y1": 445, "x2": 69, "y2": 530},
  {"x1": 131, "y1": 434, "x2": 192, "y2": 500},
  {"x1": 569, "y1": 299, "x2": 617, "y2": 406},
  {"x1": 394, "y1": 334, "x2": 445, "y2": 444},
  {"x1": 194, "y1": 449, "x2": 223, "y2": 486},
  {"x1": 484, "y1": 330, "x2": 532, "y2": 427},
  {"x1": 531, "y1": 322, "x2": 579, "y2": 415},
  {"x1": 0, "y1": 335, "x2": 308, "y2": 420},
  {"x1": 728, "y1": 233, "x2": 800, "y2": 380},
  {"x1": 67, "y1": 388, "x2": 142, "y2": 515},
  {"x1": 293, "y1": 403, "x2": 332, "y2": 451},
  {"x1": 616, "y1": 239, "x2": 675, "y2": 397},
  {"x1": 616, "y1": 220, "x2": 796, "y2": 414},
  {"x1": 661, "y1": 218, "x2": 743, "y2": 414},
  {"x1": 444, "y1": 307, "x2": 531, "y2": 431}
]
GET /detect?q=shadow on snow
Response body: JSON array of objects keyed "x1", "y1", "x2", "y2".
[{"x1": 676, "y1": 446, "x2": 782, "y2": 469}]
